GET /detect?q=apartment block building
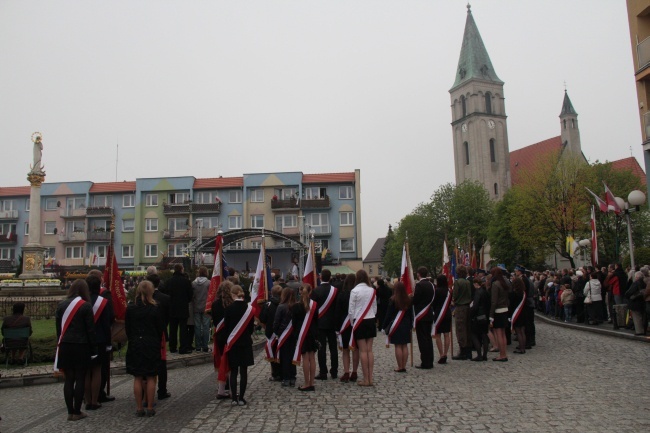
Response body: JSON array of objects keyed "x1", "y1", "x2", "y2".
[{"x1": 0, "y1": 170, "x2": 362, "y2": 274}]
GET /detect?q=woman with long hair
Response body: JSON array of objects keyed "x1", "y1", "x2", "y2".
[
  {"x1": 489, "y1": 267, "x2": 510, "y2": 362},
  {"x1": 292, "y1": 283, "x2": 319, "y2": 391},
  {"x1": 223, "y1": 285, "x2": 255, "y2": 406},
  {"x1": 274, "y1": 286, "x2": 297, "y2": 387},
  {"x1": 55, "y1": 279, "x2": 96, "y2": 421},
  {"x1": 126, "y1": 280, "x2": 164, "y2": 417},
  {"x1": 382, "y1": 281, "x2": 413, "y2": 372},
  {"x1": 211, "y1": 280, "x2": 234, "y2": 399},
  {"x1": 335, "y1": 274, "x2": 360, "y2": 382},
  {"x1": 348, "y1": 269, "x2": 377, "y2": 386},
  {"x1": 432, "y1": 274, "x2": 452, "y2": 364}
]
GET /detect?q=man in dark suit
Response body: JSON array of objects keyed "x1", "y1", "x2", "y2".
[
  {"x1": 311, "y1": 269, "x2": 339, "y2": 380},
  {"x1": 147, "y1": 267, "x2": 172, "y2": 399},
  {"x1": 166, "y1": 264, "x2": 193, "y2": 354},
  {"x1": 412, "y1": 266, "x2": 435, "y2": 369}
]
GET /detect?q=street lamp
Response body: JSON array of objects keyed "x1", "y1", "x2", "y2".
[
  {"x1": 578, "y1": 239, "x2": 591, "y2": 267},
  {"x1": 614, "y1": 190, "x2": 647, "y2": 269}
]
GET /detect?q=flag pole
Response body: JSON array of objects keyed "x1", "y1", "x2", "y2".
[
  {"x1": 405, "y1": 232, "x2": 414, "y2": 368},
  {"x1": 311, "y1": 238, "x2": 317, "y2": 288}
]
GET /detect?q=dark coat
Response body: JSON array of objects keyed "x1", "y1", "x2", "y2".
[
  {"x1": 291, "y1": 301, "x2": 319, "y2": 353},
  {"x1": 273, "y1": 303, "x2": 292, "y2": 336},
  {"x1": 55, "y1": 298, "x2": 97, "y2": 351},
  {"x1": 223, "y1": 300, "x2": 254, "y2": 367},
  {"x1": 153, "y1": 289, "x2": 171, "y2": 339},
  {"x1": 412, "y1": 279, "x2": 435, "y2": 322},
  {"x1": 259, "y1": 296, "x2": 280, "y2": 338},
  {"x1": 625, "y1": 279, "x2": 646, "y2": 312},
  {"x1": 334, "y1": 289, "x2": 351, "y2": 331},
  {"x1": 311, "y1": 282, "x2": 337, "y2": 330},
  {"x1": 90, "y1": 292, "x2": 113, "y2": 345},
  {"x1": 212, "y1": 298, "x2": 228, "y2": 348},
  {"x1": 166, "y1": 272, "x2": 193, "y2": 319},
  {"x1": 382, "y1": 300, "x2": 413, "y2": 345},
  {"x1": 125, "y1": 300, "x2": 164, "y2": 377}
]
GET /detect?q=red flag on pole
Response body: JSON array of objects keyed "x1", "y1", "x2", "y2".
[
  {"x1": 400, "y1": 240, "x2": 415, "y2": 295},
  {"x1": 250, "y1": 236, "x2": 268, "y2": 316},
  {"x1": 103, "y1": 244, "x2": 126, "y2": 320},
  {"x1": 302, "y1": 241, "x2": 317, "y2": 288},
  {"x1": 585, "y1": 187, "x2": 608, "y2": 213},
  {"x1": 603, "y1": 182, "x2": 622, "y2": 214},
  {"x1": 590, "y1": 206, "x2": 598, "y2": 266},
  {"x1": 205, "y1": 232, "x2": 226, "y2": 312}
]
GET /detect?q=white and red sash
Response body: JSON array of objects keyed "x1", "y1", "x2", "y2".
[
  {"x1": 413, "y1": 280, "x2": 435, "y2": 328},
  {"x1": 432, "y1": 290, "x2": 451, "y2": 337},
  {"x1": 218, "y1": 303, "x2": 254, "y2": 380},
  {"x1": 385, "y1": 309, "x2": 406, "y2": 348},
  {"x1": 276, "y1": 322, "x2": 294, "y2": 351},
  {"x1": 349, "y1": 291, "x2": 376, "y2": 350},
  {"x1": 318, "y1": 286, "x2": 338, "y2": 319},
  {"x1": 265, "y1": 334, "x2": 278, "y2": 362},
  {"x1": 54, "y1": 296, "x2": 85, "y2": 372},
  {"x1": 92, "y1": 296, "x2": 108, "y2": 323},
  {"x1": 212, "y1": 318, "x2": 225, "y2": 372},
  {"x1": 510, "y1": 292, "x2": 527, "y2": 332},
  {"x1": 293, "y1": 300, "x2": 317, "y2": 365},
  {"x1": 337, "y1": 316, "x2": 351, "y2": 349}
]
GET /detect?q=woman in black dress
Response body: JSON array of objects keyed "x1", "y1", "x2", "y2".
[
  {"x1": 55, "y1": 279, "x2": 96, "y2": 422},
  {"x1": 335, "y1": 274, "x2": 359, "y2": 382},
  {"x1": 292, "y1": 283, "x2": 319, "y2": 391},
  {"x1": 375, "y1": 278, "x2": 392, "y2": 331},
  {"x1": 432, "y1": 275, "x2": 452, "y2": 364},
  {"x1": 211, "y1": 280, "x2": 233, "y2": 399},
  {"x1": 470, "y1": 278, "x2": 490, "y2": 361},
  {"x1": 382, "y1": 281, "x2": 413, "y2": 372},
  {"x1": 274, "y1": 286, "x2": 297, "y2": 387},
  {"x1": 126, "y1": 280, "x2": 164, "y2": 417},
  {"x1": 224, "y1": 285, "x2": 254, "y2": 406}
]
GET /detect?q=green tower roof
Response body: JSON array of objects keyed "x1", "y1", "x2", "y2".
[
  {"x1": 559, "y1": 90, "x2": 578, "y2": 117},
  {"x1": 450, "y1": 4, "x2": 502, "y2": 91}
]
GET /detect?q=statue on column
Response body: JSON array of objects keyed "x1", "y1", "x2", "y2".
[{"x1": 30, "y1": 132, "x2": 44, "y2": 174}]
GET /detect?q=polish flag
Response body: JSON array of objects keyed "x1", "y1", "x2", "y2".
[
  {"x1": 400, "y1": 241, "x2": 415, "y2": 295},
  {"x1": 302, "y1": 242, "x2": 317, "y2": 288},
  {"x1": 585, "y1": 187, "x2": 608, "y2": 213},
  {"x1": 604, "y1": 183, "x2": 622, "y2": 214}
]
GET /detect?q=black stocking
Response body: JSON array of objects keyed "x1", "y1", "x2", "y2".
[
  {"x1": 239, "y1": 367, "x2": 248, "y2": 400},
  {"x1": 64, "y1": 368, "x2": 87, "y2": 414}
]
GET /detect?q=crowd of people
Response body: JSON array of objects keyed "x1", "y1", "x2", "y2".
[{"x1": 43, "y1": 260, "x2": 650, "y2": 421}]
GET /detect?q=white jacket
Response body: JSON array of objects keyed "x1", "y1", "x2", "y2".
[{"x1": 584, "y1": 279, "x2": 603, "y2": 302}]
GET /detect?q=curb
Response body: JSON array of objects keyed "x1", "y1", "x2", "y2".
[
  {"x1": 0, "y1": 337, "x2": 267, "y2": 389},
  {"x1": 534, "y1": 312, "x2": 650, "y2": 343}
]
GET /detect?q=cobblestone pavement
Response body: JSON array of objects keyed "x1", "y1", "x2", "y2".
[{"x1": 1, "y1": 321, "x2": 648, "y2": 433}]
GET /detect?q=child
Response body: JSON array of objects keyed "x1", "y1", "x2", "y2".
[
  {"x1": 560, "y1": 284, "x2": 575, "y2": 322},
  {"x1": 223, "y1": 286, "x2": 254, "y2": 406}
]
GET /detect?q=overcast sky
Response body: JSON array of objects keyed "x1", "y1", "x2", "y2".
[{"x1": 0, "y1": 0, "x2": 642, "y2": 257}]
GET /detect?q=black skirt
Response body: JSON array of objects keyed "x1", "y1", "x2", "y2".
[
  {"x1": 492, "y1": 312, "x2": 509, "y2": 329},
  {"x1": 57, "y1": 342, "x2": 91, "y2": 371},
  {"x1": 353, "y1": 318, "x2": 377, "y2": 341},
  {"x1": 435, "y1": 313, "x2": 452, "y2": 334},
  {"x1": 339, "y1": 326, "x2": 353, "y2": 349}
]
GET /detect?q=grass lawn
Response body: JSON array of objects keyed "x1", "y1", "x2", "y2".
[{"x1": 31, "y1": 319, "x2": 56, "y2": 339}]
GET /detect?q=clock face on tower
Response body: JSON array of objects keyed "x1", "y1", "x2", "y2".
[
  {"x1": 487, "y1": 120, "x2": 495, "y2": 129},
  {"x1": 461, "y1": 123, "x2": 467, "y2": 132}
]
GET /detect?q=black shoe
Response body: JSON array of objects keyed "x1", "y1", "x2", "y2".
[
  {"x1": 437, "y1": 356, "x2": 447, "y2": 364},
  {"x1": 525, "y1": 345, "x2": 532, "y2": 349},
  {"x1": 315, "y1": 373, "x2": 328, "y2": 380},
  {"x1": 415, "y1": 364, "x2": 433, "y2": 369},
  {"x1": 158, "y1": 392, "x2": 171, "y2": 400},
  {"x1": 98, "y1": 395, "x2": 115, "y2": 403},
  {"x1": 330, "y1": 373, "x2": 338, "y2": 379},
  {"x1": 471, "y1": 356, "x2": 483, "y2": 362},
  {"x1": 451, "y1": 354, "x2": 466, "y2": 361}
]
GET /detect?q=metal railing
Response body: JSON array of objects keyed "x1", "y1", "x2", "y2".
[
  {"x1": 638, "y1": 36, "x2": 650, "y2": 71},
  {"x1": 0, "y1": 210, "x2": 18, "y2": 219},
  {"x1": 0, "y1": 295, "x2": 64, "y2": 320},
  {"x1": 644, "y1": 112, "x2": 650, "y2": 142}
]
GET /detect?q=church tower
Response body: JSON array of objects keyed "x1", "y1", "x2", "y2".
[
  {"x1": 449, "y1": 5, "x2": 511, "y2": 200},
  {"x1": 559, "y1": 90, "x2": 582, "y2": 155}
]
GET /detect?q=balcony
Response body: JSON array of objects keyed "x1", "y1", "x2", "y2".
[
  {"x1": 58, "y1": 232, "x2": 87, "y2": 243},
  {"x1": 310, "y1": 225, "x2": 331, "y2": 236},
  {"x1": 86, "y1": 206, "x2": 114, "y2": 217},
  {"x1": 638, "y1": 36, "x2": 650, "y2": 72},
  {"x1": 191, "y1": 202, "x2": 221, "y2": 214},
  {"x1": 87, "y1": 231, "x2": 111, "y2": 242},
  {"x1": 60, "y1": 208, "x2": 86, "y2": 218},
  {"x1": 301, "y1": 197, "x2": 330, "y2": 209},
  {"x1": 163, "y1": 203, "x2": 190, "y2": 215},
  {"x1": 163, "y1": 227, "x2": 219, "y2": 240},
  {"x1": 644, "y1": 112, "x2": 650, "y2": 143},
  {"x1": 271, "y1": 198, "x2": 300, "y2": 211},
  {"x1": 273, "y1": 226, "x2": 300, "y2": 237},
  {"x1": 0, "y1": 233, "x2": 17, "y2": 244},
  {"x1": 0, "y1": 210, "x2": 18, "y2": 220}
]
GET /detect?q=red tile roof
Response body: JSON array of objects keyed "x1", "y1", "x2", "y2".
[
  {"x1": 193, "y1": 177, "x2": 244, "y2": 189},
  {"x1": 302, "y1": 172, "x2": 355, "y2": 184},
  {"x1": 509, "y1": 136, "x2": 563, "y2": 186},
  {"x1": 610, "y1": 157, "x2": 647, "y2": 186},
  {"x1": 89, "y1": 181, "x2": 137, "y2": 193},
  {"x1": 0, "y1": 186, "x2": 30, "y2": 197}
]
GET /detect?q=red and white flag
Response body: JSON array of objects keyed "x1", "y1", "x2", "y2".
[
  {"x1": 604, "y1": 182, "x2": 622, "y2": 215},
  {"x1": 302, "y1": 241, "x2": 317, "y2": 288},
  {"x1": 250, "y1": 237, "x2": 268, "y2": 313},
  {"x1": 590, "y1": 206, "x2": 599, "y2": 266},
  {"x1": 205, "y1": 232, "x2": 226, "y2": 312},
  {"x1": 400, "y1": 241, "x2": 415, "y2": 295},
  {"x1": 585, "y1": 187, "x2": 608, "y2": 213},
  {"x1": 443, "y1": 240, "x2": 453, "y2": 286}
]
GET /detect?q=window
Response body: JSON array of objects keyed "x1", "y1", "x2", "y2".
[
  {"x1": 489, "y1": 139, "x2": 496, "y2": 163},
  {"x1": 563, "y1": 119, "x2": 567, "y2": 130},
  {"x1": 315, "y1": 239, "x2": 329, "y2": 253},
  {"x1": 145, "y1": 194, "x2": 158, "y2": 207},
  {"x1": 168, "y1": 218, "x2": 188, "y2": 231},
  {"x1": 201, "y1": 217, "x2": 219, "y2": 228},
  {"x1": 339, "y1": 186, "x2": 353, "y2": 200},
  {"x1": 0, "y1": 223, "x2": 16, "y2": 236},
  {"x1": 571, "y1": 119, "x2": 575, "y2": 129},
  {"x1": 461, "y1": 95, "x2": 466, "y2": 117},
  {"x1": 24, "y1": 222, "x2": 29, "y2": 235},
  {"x1": 305, "y1": 187, "x2": 326, "y2": 199},
  {"x1": 144, "y1": 244, "x2": 158, "y2": 258},
  {"x1": 1, "y1": 200, "x2": 15, "y2": 211},
  {"x1": 340, "y1": 239, "x2": 354, "y2": 252},
  {"x1": 229, "y1": 190, "x2": 242, "y2": 203},
  {"x1": 464, "y1": 142, "x2": 470, "y2": 165},
  {"x1": 44, "y1": 247, "x2": 55, "y2": 259},
  {"x1": 485, "y1": 92, "x2": 492, "y2": 114},
  {"x1": 494, "y1": 183, "x2": 499, "y2": 196},
  {"x1": 91, "y1": 220, "x2": 110, "y2": 231},
  {"x1": 229, "y1": 215, "x2": 242, "y2": 229},
  {"x1": 66, "y1": 220, "x2": 85, "y2": 233},
  {"x1": 275, "y1": 214, "x2": 297, "y2": 230},
  {"x1": 45, "y1": 198, "x2": 58, "y2": 210},
  {"x1": 92, "y1": 195, "x2": 113, "y2": 207},
  {"x1": 194, "y1": 191, "x2": 213, "y2": 204},
  {"x1": 122, "y1": 219, "x2": 135, "y2": 232},
  {"x1": 308, "y1": 213, "x2": 330, "y2": 234},
  {"x1": 227, "y1": 241, "x2": 243, "y2": 250},
  {"x1": 66, "y1": 246, "x2": 84, "y2": 259},
  {"x1": 169, "y1": 243, "x2": 188, "y2": 257},
  {"x1": 123, "y1": 194, "x2": 134, "y2": 208},
  {"x1": 25, "y1": 199, "x2": 30, "y2": 212},
  {"x1": 145, "y1": 218, "x2": 158, "y2": 232},
  {"x1": 251, "y1": 215, "x2": 265, "y2": 228},
  {"x1": 66, "y1": 197, "x2": 85, "y2": 209},
  {"x1": 122, "y1": 245, "x2": 134, "y2": 258},
  {"x1": 276, "y1": 188, "x2": 297, "y2": 200},
  {"x1": 250, "y1": 189, "x2": 264, "y2": 203},
  {"x1": 95, "y1": 245, "x2": 107, "y2": 258},
  {"x1": 169, "y1": 192, "x2": 189, "y2": 204},
  {"x1": 0, "y1": 248, "x2": 16, "y2": 260},
  {"x1": 340, "y1": 212, "x2": 353, "y2": 226},
  {"x1": 44, "y1": 222, "x2": 56, "y2": 234},
  {"x1": 251, "y1": 241, "x2": 261, "y2": 249}
]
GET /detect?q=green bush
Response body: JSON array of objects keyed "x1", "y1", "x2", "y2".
[
  {"x1": 622, "y1": 246, "x2": 650, "y2": 268},
  {"x1": 31, "y1": 336, "x2": 57, "y2": 363}
]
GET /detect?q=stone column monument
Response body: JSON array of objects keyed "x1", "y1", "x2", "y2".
[{"x1": 20, "y1": 132, "x2": 47, "y2": 280}]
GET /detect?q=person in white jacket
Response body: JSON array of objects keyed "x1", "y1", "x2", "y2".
[{"x1": 584, "y1": 273, "x2": 603, "y2": 325}]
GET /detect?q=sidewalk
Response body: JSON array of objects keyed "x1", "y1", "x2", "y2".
[
  {"x1": 534, "y1": 311, "x2": 650, "y2": 343},
  {"x1": 0, "y1": 332, "x2": 267, "y2": 389}
]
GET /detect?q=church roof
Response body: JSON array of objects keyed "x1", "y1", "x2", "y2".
[
  {"x1": 450, "y1": 5, "x2": 503, "y2": 91},
  {"x1": 509, "y1": 136, "x2": 563, "y2": 186},
  {"x1": 560, "y1": 90, "x2": 578, "y2": 117},
  {"x1": 610, "y1": 157, "x2": 647, "y2": 186},
  {"x1": 363, "y1": 237, "x2": 386, "y2": 263}
]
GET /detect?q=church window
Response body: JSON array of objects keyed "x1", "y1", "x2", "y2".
[
  {"x1": 461, "y1": 95, "x2": 466, "y2": 117},
  {"x1": 485, "y1": 92, "x2": 492, "y2": 114},
  {"x1": 464, "y1": 142, "x2": 470, "y2": 165},
  {"x1": 494, "y1": 183, "x2": 499, "y2": 196},
  {"x1": 571, "y1": 119, "x2": 575, "y2": 128},
  {"x1": 563, "y1": 119, "x2": 567, "y2": 130},
  {"x1": 489, "y1": 139, "x2": 496, "y2": 163}
]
